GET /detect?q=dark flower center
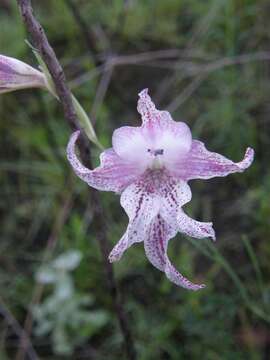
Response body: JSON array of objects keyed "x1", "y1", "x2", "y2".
[{"x1": 147, "y1": 148, "x2": 164, "y2": 156}]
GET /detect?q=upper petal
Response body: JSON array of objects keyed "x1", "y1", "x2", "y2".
[
  {"x1": 66, "y1": 130, "x2": 141, "y2": 192},
  {"x1": 137, "y1": 89, "x2": 192, "y2": 156},
  {"x1": 112, "y1": 126, "x2": 151, "y2": 169},
  {"x1": 169, "y1": 140, "x2": 254, "y2": 181},
  {"x1": 153, "y1": 111, "x2": 192, "y2": 165},
  {"x1": 137, "y1": 88, "x2": 159, "y2": 125},
  {"x1": 144, "y1": 215, "x2": 205, "y2": 290},
  {"x1": 112, "y1": 89, "x2": 192, "y2": 166}
]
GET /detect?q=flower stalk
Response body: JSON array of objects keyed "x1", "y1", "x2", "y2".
[{"x1": 71, "y1": 94, "x2": 103, "y2": 149}]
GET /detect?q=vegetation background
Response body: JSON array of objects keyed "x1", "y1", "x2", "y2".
[{"x1": 1, "y1": 0, "x2": 270, "y2": 359}]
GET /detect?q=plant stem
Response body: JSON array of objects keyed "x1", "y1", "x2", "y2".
[{"x1": 16, "y1": 1, "x2": 136, "y2": 359}]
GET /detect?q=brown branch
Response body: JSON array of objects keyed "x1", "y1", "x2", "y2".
[
  {"x1": 0, "y1": 297, "x2": 39, "y2": 360},
  {"x1": 166, "y1": 51, "x2": 270, "y2": 112},
  {"x1": 167, "y1": 74, "x2": 207, "y2": 112},
  {"x1": 154, "y1": 1, "x2": 223, "y2": 102},
  {"x1": 68, "y1": 49, "x2": 270, "y2": 95},
  {"x1": 16, "y1": 1, "x2": 136, "y2": 360},
  {"x1": 91, "y1": 62, "x2": 114, "y2": 124},
  {"x1": 15, "y1": 176, "x2": 74, "y2": 360},
  {"x1": 64, "y1": 0, "x2": 98, "y2": 64},
  {"x1": 18, "y1": 2, "x2": 77, "y2": 129}
]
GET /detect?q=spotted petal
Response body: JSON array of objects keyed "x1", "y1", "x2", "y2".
[
  {"x1": 109, "y1": 180, "x2": 160, "y2": 262},
  {"x1": 157, "y1": 175, "x2": 215, "y2": 241},
  {"x1": 112, "y1": 89, "x2": 192, "y2": 167},
  {"x1": 178, "y1": 209, "x2": 215, "y2": 240},
  {"x1": 159, "y1": 177, "x2": 192, "y2": 229},
  {"x1": 138, "y1": 89, "x2": 192, "y2": 158},
  {"x1": 144, "y1": 215, "x2": 205, "y2": 290},
  {"x1": 67, "y1": 130, "x2": 142, "y2": 192},
  {"x1": 170, "y1": 140, "x2": 254, "y2": 181}
]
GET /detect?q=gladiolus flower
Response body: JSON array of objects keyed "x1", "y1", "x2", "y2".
[
  {"x1": 0, "y1": 54, "x2": 46, "y2": 94},
  {"x1": 67, "y1": 89, "x2": 254, "y2": 290}
]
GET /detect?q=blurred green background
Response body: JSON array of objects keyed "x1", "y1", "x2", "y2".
[{"x1": 1, "y1": 0, "x2": 270, "y2": 359}]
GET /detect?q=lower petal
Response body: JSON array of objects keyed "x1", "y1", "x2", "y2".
[
  {"x1": 144, "y1": 215, "x2": 205, "y2": 290},
  {"x1": 108, "y1": 231, "x2": 130, "y2": 262},
  {"x1": 159, "y1": 178, "x2": 192, "y2": 229},
  {"x1": 177, "y1": 209, "x2": 216, "y2": 241},
  {"x1": 109, "y1": 180, "x2": 160, "y2": 262}
]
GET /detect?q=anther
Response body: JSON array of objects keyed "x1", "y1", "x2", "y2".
[{"x1": 154, "y1": 149, "x2": 164, "y2": 156}]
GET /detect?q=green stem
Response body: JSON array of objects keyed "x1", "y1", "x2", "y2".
[{"x1": 71, "y1": 95, "x2": 104, "y2": 150}]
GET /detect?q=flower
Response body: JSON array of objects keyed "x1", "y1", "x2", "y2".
[
  {"x1": 67, "y1": 89, "x2": 254, "y2": 290},
  {"x1": 0, "y1": 54, "x2": 46, "y2": 94}
]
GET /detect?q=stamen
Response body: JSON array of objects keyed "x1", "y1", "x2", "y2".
[{"x1": 154, "y1": 149, "x2": 164, "y2": 156}]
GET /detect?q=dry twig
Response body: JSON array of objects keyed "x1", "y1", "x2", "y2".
[
  {"x1": 15, "y1": 177, "x2": 74, "y2": 360},
  {"x1": 0, "y1": 297, "x2": 39, "y2": 360}
]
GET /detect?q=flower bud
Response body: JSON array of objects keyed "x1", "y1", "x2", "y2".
[{"x1": 0, "y1": 54, "x2": 46, "y2": 94}]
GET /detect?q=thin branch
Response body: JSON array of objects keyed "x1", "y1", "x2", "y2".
[
  {"x1": 64, "y1": 0, "x2": 98, "y2": 64},
  {"x1": 68, "y1": 49, "x2": 270, "y2": 96},
  {"x1": 16, "y1": 1, "x2": 136, "y2": 360},
  {"x1": 91, "y1": 62, "x2": 114, "y2": 124},
  {"x1": 155, "y1": 1, "x2": 223, "y2": 102},
  {"x1": 110, "y1": 48, "x2": 208, "y2": 65},
  {"x1": 18, "y1": 1, "x2": 78, "y2": 131},
  {"x1": 15, "y1": 177, "x2": 74, "y2": 360},
  {"x1": 166, "y1": 51, "x2": 270, "y2": 112},
  {"x1": 69, "y1": 63, "x2": 105, "y2": 89},
  {"x1": 191, "y1": 51, "x2": 270, "y2": 74},
  {"x1": 188, "y1": 0, "x2": 225, "y2": 46},
  {"x1": 167, "y1": 74, "x2": 207, "y2": 112},
  {"x1": 0, "y1": 297, "x2": 39, "y2": 360}
]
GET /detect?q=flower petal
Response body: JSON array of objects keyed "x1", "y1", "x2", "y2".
[
  {"x1": 109, "y1": 180, "x2": 160, "y2": 262},
  {"x1": 67, "y1": 130, "x2": 141, "y2": 192},
  {"x1": 108, "y1": 231, "x2": 130, "y2": 262},
  {"x1": 137, "y1": 89, "x2": 192, "y2": 155},
  {"x1": 177, "y1": 209, "x2": 216, "y2": 241},
  {"x1": 137, "y1": 88, "x2": 158, "y2": 125},
  {"x1": 154, "y1": 114, "x2": 192, "y2": 165},
  {"x1": 112, "y1": 126, "x2": 150, "y2": 169},
  {"x1": 170, "y1": 140, "x2": 254, "y2": 181},
  {"x1": 0, "y1": 54, "x2": 46, "y2": 93},
  {"x1": 141, "y1": 171, "x2": 214, "y2": 240},
  {"x1": 159, "y1": 178, "x2": 192, "y2": 229},
  {"x1": 112, "y1": 89, "x2": 192, "y2": 166},
  {"x1": 144, "y1": 215, "x2": 205, "y2": 290}
]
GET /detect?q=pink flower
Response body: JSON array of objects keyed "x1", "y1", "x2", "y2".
[
  {"x1": 67, "y1": 89, "x2": 254, "y2": 290},
  {"x1": 0, "y1": 55, "x2": 46, "y2": 94}
]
